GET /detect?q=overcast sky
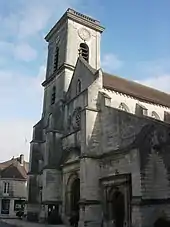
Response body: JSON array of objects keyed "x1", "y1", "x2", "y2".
[{"x1": 0, "y1": 0, "x2": 170, "y2": 162}]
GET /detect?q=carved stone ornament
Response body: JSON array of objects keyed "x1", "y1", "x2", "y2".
[
  {"x1": 78, "y1": 28, "x2": 91, "y2": 41},
  {"x1": 72, "y1": 107, "x2": 81, "y2": 130}
]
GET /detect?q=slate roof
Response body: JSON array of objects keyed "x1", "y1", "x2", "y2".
[
  {"x1": 0, "y1": 156, "x2": 28, "y2": 180},
  {"x1": 103, "y1": 72, "x2": 170, "y2": 108},
  {"x1": 79, "y1": 56, "x2": 97, "y2": 74}
]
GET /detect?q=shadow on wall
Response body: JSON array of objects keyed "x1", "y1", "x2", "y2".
[{"x1": 154, "y1": 217, "x2": 170, "y2": 227}]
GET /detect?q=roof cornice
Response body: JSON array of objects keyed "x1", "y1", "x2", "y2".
[{"x1": 45, "y1": 8, "x2": 105, "y2": 42}]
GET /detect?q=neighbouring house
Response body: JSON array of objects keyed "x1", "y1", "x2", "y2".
[
  {"x1": 27, "y1": 8, "x2": 170, "y2": 227},
  {"x1": 0, "y1": 154, "x2": 28, "y2": 218}
]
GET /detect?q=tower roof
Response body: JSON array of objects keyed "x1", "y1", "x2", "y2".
[{"x1": 45, "y1": 8, "x2": 104, "y2": 42}]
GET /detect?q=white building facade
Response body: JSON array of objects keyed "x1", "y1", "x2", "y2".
[{"x1": 0, "y1": 155, "x2": 28, "y2": 218}]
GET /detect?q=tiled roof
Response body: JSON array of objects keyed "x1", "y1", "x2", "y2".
[
  {"x1": 103, "y1": 72, "x2": 170, "y2": 108},
  {"x1": 0, "y1": 158, "x2": 17, "y2": 170},
  {"x1": 0, "y1": 156, "x2": 28, "y2": 180}
]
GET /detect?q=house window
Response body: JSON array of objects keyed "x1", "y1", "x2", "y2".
[
  {"x1": 14, "y1": 200, "x2": 25, "y2": 211},
  {"x1": 151, "y1": 111, "x2": 160, "y2": 120},
  {"x1": 118, "y1": 103, "x2": 129, "y2": 112},
  {"x1": 53, "y1": 46, "x2": 59, "y2": 72},
  {"x1": 3, "y1": 182, "x2": 10, "y2": 194},
  {"x1": 79, "y1": 43, "x2": 89, "y2": 62},
  {"x1": 135, "y1": 103, "x2": 148, "y2": 116},
  {"x1": 76, "y1": 79, "x2": 81, "y2": 95},
  {"x1": 51, "y1": 86, "x2": 56, "y2": 105},
  {"x1": 1, "y1": 199, "x2": 10, "y2": 214}
]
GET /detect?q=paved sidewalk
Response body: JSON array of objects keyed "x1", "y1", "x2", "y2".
[{"x1": 1, "y1": 218, "x2": 67, "y2": 227}]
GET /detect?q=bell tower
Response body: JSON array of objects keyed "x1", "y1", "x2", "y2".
[{"x1": 42, "y1": 8, "x2": 104, "y2": 115}]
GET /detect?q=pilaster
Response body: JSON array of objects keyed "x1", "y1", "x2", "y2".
[{"x1": 79, "y1": 157, "x2": 102, "y2": 227}]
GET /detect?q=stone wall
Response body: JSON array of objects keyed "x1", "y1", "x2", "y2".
[
  {"x1": 42, "y1": 169, "x2": 62, "y2": 203},
  {"x1": 0, "y1": 179, "x2": 27, "y2": 198},
  {"x1": 98, "y1": 100, "x2": 170, "y2": 227},
  {"x1": 102, "y1": 88, "x2": 170, "y2": 123}
]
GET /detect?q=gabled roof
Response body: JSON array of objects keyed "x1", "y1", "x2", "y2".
[
  {"x1": 0, "y1": 163, "x2": 27, "y2": 180},
  {"x1": 72, "y1": 58, "x2": 170, "y2": 108},
  {"x1": 0, "y1": 156, "x2": 28, "y2": 180},
  {"x1": 103, "y1": 72, "x2": 170, "y2": 108},
  {"x1": 79, "y1": 55, "x2": 97, "y2": 74},
  {"x1": 0, "y1": 159, "x2": 17, "y2": 170}
]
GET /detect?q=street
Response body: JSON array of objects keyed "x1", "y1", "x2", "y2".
[
  {"x1": 0, "y1": 219, "x2": 67, "y2": 227},
  {"x1": 0, "y1": 221, "x2": 15, "y2": 227}
]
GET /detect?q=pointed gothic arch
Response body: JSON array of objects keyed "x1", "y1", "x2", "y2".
[
  {"x1": 109, "y1": 187, "x2": 125, "y2": 227},
  {"x1": 151, "y1": 111, "x2": 160, "y2": 120},
  {"x1": 65, "y1": 173, "x2": 80, "y2": 217},
  {"x1": 118, "y1": 102, "x2": 130, "y2": 112},
  {"x1": 76, "y1": 79, "x2": 82, "y2": 95}
]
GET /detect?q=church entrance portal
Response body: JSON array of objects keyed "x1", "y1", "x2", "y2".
[
  {"x1": 111, "y1": 188, "x2": 125, "y2": 227},
  {"x1": 70, "y1": 178, "x2": 80, "y2": 214}
]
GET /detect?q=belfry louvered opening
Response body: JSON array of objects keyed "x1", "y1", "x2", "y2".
[
  {"x1": 79, "y1": 43, "x2": 89, "y2": 62},
  {"x1": 53, "y1": 46, "x2": 59, "y2": 72}
]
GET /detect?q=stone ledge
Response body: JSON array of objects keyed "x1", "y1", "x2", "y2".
[{"x1": 132, "y1": 197, "x2": 170, "y2": 206}]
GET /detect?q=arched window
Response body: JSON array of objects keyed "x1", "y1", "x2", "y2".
[
  {"x1": 79, "y1": 43, "x2": 89, "y2": 62},
  {"x1": 76, "y1": 79, "x2": 81, "y2": 95},
  {"x1": 118, "y1": 103, "x2": 129, "y2": 112},
  {"x1": 53, "y1": 46, "x2": 59, "y2": 72},
  {"x1": 51, "y1": 86, "x2": 56, "y2": 105},
  {"x1": 151, "y1": 111, "x2": 160, "y2": 120},
  {"x1": 47, "y1": 114, "x2": 52, "y2": 128}
]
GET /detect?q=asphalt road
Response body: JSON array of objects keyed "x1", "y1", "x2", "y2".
[{"x1": 0, "y1": 221, "x2": 16, "y2": 227}]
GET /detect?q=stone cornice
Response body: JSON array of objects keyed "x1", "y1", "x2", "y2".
[
  {"x1": 79, "y1": 199, "x2": 101, "y2": 205},
  {"x1": 45, "y1": 129, "x2": 64, "y2": 135},
  {"x1": 27, "y1": 171, "x2": 39, "y2": 176},
  {"x1": 45, "y1": 8, "x2": 104, "y2": 42},
  {"x1": 131, "y1": 197, "x2": 170, "y2": 206},
  {"x1": 61, "y1": 159, "x2": 80, "y2": 167},
  {"x1": 30, "y1": 140, "x2": 45, "y2": 144},
  {"x1": 103, "y1": 87, "x2": 170, "y2": 109},
  {"x1": 42, "y1": 200, "x2": 62, "y2": 205},
  {"x1": 42, "y1": 63, "x2": 75, "y2": 87}
]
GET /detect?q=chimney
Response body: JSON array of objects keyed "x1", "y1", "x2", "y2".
[{"x1": 19, "y1": 154, "x2": 24, "y2": 165}]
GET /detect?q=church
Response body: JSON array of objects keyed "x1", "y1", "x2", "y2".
[{"x1": 27, "y1": 8, "x2": 170, "y2": 227}]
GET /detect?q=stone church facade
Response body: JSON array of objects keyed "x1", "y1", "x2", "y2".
[{"x1": 27, "y1": 8, "x2": 170, "y2": 227}]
